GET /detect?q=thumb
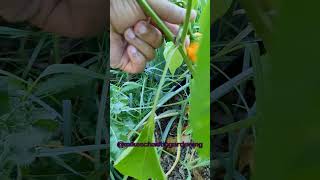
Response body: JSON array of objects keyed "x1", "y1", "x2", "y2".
[
  {"x1": 148, "y1": 0, "x2": 197, "y2": 24},
  {"x1": 110, "y1": 28, "x2": 127, "y2": 69}
]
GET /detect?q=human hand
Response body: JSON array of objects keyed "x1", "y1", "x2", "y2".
[
  {"x1": 110, "y1": 0, "x2": 196, "y2": 73},
  {"x1": 111, "y1": 21, "x2": 164, "y2": 73}
]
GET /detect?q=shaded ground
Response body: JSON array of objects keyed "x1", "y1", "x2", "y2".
[
  {"x1": 0, "y1": 22, "x2": 108, "y2": 179},
  {"x1": 211, "y1": 1, "x2": 265, "y2": 179}
]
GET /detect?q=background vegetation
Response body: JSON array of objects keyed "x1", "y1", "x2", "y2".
[
  {"x1": 212, "y1": 1, "x2": 258, "y2": 178},
  {"x1": 111, "y1": 0, "x2": 210, "y2": 179},
  {"x1": 212, "y1": 0, "x2": 320, "y2": 179},
  {"x1": 0, "y1": 20, "x2": 109, "y2": 179}
]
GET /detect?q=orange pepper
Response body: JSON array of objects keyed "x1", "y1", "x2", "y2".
[{"x1": 186, "y1": 42, "x2": 199, "y2": 63}]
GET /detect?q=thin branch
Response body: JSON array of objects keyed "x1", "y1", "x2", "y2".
[{"x1": 137, "y1": 0, "x2": 195, "y2": 75}]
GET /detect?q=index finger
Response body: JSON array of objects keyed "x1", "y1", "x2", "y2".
[{"x1": 148, "y1": 0, "x2": 197, "y2": 25}]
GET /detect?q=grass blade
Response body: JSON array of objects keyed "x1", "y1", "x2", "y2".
[
  {"x1": 36, "y1": 144, "x2": 108, "y2": 157},
  {"x1": 94, "y1": 70, "x2": 108, "y2": 169},
  {"x1": 211, "y1": 67, "x2": 253, "y2": 103},
  {"x1": 62, "y1": 100, "x2": 72, "y2": 146},
  {"x1": 38, "y1": 64, "x2": 105, "y2": 80},
  {"x1": 51, "y1": 156, "x2": 85, "y2": 178},
  {"x1": 22, "y1": 36, "x2": 46, "y2": 79}
]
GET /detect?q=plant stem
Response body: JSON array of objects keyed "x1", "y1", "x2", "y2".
[
  {"x1": 137, "y1": 0, "x2": 195, "y2": 75},
  {"x1": 165, "y1": 102, "x2": 187, "y2": 176},
  {"x1": 94, "y1": 69, "x2": 108, "y2": 170},
  {"x1": 180, "y1": 0, "x2": 193, "y2": 45},
  {"x1": 150, "y1": 47, "x2": 176, "y2": 116},
  {"x1": 178, "y1": 47, "x2": 194, "y2": 74},
  {"x1": 211, "y1": 117, "x2": 257, "y2": 136},
  {"x1": 137, "y1": 0, "x2": 174, "y2": 41}
]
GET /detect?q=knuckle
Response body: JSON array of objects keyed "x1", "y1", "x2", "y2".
[
  {"x1": 148, "y1": 50, "x2": 156, "y2": 60},
  {"x1": 179, "y1": 9, "x2": 185, "y2": 22}
]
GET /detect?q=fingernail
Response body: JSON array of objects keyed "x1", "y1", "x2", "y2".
[
  {"x1": 138, "y1": 24, "x2": 147, "y2": 34},
  {"x1": 126, "y1": 29, "x2": 135, "y2": 40},
  {"x1": 130, "y1": 46, "x2": 138, "y2": 57}
]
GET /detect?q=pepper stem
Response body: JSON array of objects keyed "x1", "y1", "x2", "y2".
[{"x1": 136, "y1": 0, "x2": 195, "y2": 75}]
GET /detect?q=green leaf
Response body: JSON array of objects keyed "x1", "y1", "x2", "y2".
[
  {"x1": 213, "y1": 0, "x2": 233, "y2": 23},
  {"x1": 36, "y1": 144, "x2": 108, "y2": 157},
  {"x1": 163, "y1": 42, "x2": 183, "y2": 75},
  {"x1": 189, "y1": 1, "x2": 210, "y2": 159},
  {"x1": 22, "y1": 36, "x2": 46, "y2": 79},
  {"x1": 211, "y1": 117, "x2": 257, "y2": 135},
  {"x1": 0, "y1": 69, "x2": 28, "y2": 84},
  {"x1": 94, "y1": 70, "x2": 108, "y2": 169},
  {"x1": 110, "y1": 125, "x2": 125, "y2": 161},
  {"x1": 0, "y1": 26, "x2": 32, "y2": 38},
  {"x1": 121, "y1": 82, "x2": 141, "y2": 93},
  {"x1": 51, "y1": 156, "x2": 85, "y2": 178},
  {"x1": 38, "y1": 64, "x2": 104, "y2": 80},
  {"x1": 62, "y1": 100, "x2": 72, "y2": 146},
  {"x1": 5, "y1": 127, "x2": 51, "y2": 165},
  {"x1": 114, "y1": 114, "x2": 165, "y2": 180},
  {"x1": 110, "y1": 84, "x2": 129, "y2": 115},
  {"x1": 34, "y1": 74, "x2": 93, "y2": 96}
]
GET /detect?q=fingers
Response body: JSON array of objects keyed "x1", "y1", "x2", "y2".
[
  {"x1": 121, "y1": 21, "x2": 165, "y2": 73},
  {"x1": 134, "y1": 21, "x2": 163, "y2": 48},
  {"x1": 124, "y1": 28, "x2": 156, "y2": 61},
  {"x1": 165, "y1": 22, "x2": 180, "y2": 35},
  {"x1": 165, "y1": 22, "x2": 191, "y2": 48},
  {"x1": 148, "y1": 0, "x2": 197, "y2": 24},
  {"x1": 111, "y1": 21, "x2": 163, "y2": 74},
  {"x1": 112, "y1": 19, "x2": 191, "y2": 74},
  {"x1": 121, "y1": 45, "x2": 147, "y2": 74},
  {"x1": 110, "y1": 28, "x2": 127, "y2": 69},
  {"x1": 111, "y1": 44, "x2": 147, "y2": 74}
]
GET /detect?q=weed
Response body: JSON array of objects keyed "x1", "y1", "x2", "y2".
[
  {"x1": 0, "y1": 22, "x2": 108, "y2": 179},
  {"x1": 111, "y1": 0, "x2": 210, "y2": 179}
]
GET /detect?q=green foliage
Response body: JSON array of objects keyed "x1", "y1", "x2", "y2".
[
  {"x1": 212, "y1": 1, "x2": 258, "y2": 179},
  {"x1": 114, "y1": 34, "x2": 175, "y2": 179},
  {"x1": 34, "y1": 74, "x2": 94, "y2": 97},
  {"x1": 38, "y1": 64, "x2": 104, "y2": 80},
  {"x1": 213, "y1": 0, "x2": 233, "y2": 23},
  {"x1": 251, "y1": 0, "x2": 320, "y2": 179},
  {"x1": 0, "y1": 25, "x2": 108, "y2": 178},
  {"x1": 163, "y1": 42, "x2": 183, "y2": 75},
  {"x1": 110, "y1": 84, "x2": 129, "y2": 115},
  {"x1": 189, "y1": 0, "x2": 210, "y2": 159},
  {"x1": 213, "y1": 0, "x2": 320, "y2": 179},
  {"x1": 114, "y1": 115, "x2": 166, "y2": 180},
  {"x1": 32, "y1": 119, "x2": 59, "y2": 132},
  {"x1": 1, "y1": 127, "x2": 51, "y2": 166},
  {"x1": 111, "y1": 0, "x2": 210, "y2": 179}
]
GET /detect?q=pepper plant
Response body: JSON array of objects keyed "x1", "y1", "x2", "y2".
[{"x1": 112, "y1": 0, "x2": 210, "y2": 179}]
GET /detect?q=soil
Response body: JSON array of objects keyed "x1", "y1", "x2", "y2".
[{"x1": 156, "y1": 115, "x2": 210, "y2": 180}]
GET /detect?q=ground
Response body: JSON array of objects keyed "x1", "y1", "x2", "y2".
[{"x1": 211, "y1": 1, "x2": 261, "y2": 179}]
